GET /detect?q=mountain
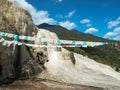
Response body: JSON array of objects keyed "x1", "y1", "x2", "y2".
[
  {"x1": 37, "y1": 23, "x2": 120, "y2": 72},
  {"x1": 37, "y1": 23, "x2": 115, "y2": 42}
]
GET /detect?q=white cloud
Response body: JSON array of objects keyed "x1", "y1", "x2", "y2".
[
  {"x1": 9, "y1": 0, "x2": 56, "y2": 25},
  {"x1": 114, "y1": 27, "x2": 120, "y2": 34},
  {"x1": 80, "y1": 19, "x2": 90, "y2": 24},
  {"x1": 104, "y1": 27, "x2": 120, "y2": 40},
  {"x1": 56, "y1": 9, "x2": 76, "y2": 19},
  {"x1": 59, "y1": 21, "x2": 76, "y2": 30},
  {"x1": 104, "y1": 32, "x2": 115, "y2": 38},
  {"x1": 85, "y1": 28, "x2": 98, "y2": 34},
  {"x1": 56, "y1": 14, "x2": 63, "y2": 19},
  {"x1": 57, "y1": 0, "x2": 63, "y2": 2},
  {"x1": 108, "y1": 16, "x2": 120, "y2": 29},
  {"x1": 66, "y1": 10, "x2": 76, "y2": 18},
  {"x1": 80, "y1": 19, "x2": 92, "y2": 27},
  {"x1": 86, "y1": 24, "x2": 92, "y2": 27},
  {"x1": 118, "y1": 17, "x2": 120, "y2": 21},
  {"x1": 113, "y1": 36, "x2": 120, "y2": 40}
]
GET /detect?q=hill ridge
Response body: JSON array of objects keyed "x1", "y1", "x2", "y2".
[
  {"x1": 37, "y1": 23, "x2": 120, "y2": 72},
  {"x1": 37, "y1": 23, "x2": 116, "y2": 42}
]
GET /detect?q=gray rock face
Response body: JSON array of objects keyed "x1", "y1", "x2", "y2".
[{"x1": 0, "y1": 0, "x2": 47, "y2": 82}]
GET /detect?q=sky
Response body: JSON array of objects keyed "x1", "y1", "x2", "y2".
[{"x1": 9, "y1": 0, "x2": 120, "y2": 40}]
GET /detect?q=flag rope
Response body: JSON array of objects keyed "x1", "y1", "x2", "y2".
[{"x1": 0, "y1": 31, "x2": 116, "y2": 48}]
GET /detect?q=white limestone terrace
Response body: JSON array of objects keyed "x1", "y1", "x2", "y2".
[{"x1": 36, "y1": 29, "x2": 120, "y2": 90}]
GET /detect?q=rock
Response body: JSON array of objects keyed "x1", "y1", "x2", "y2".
[
  {"x1": 35, "y1": 29, "x2": 120, "y2": 90},
  {"x1": 0, "y1": 0, "x2": 46, "y2": 82},
  {"x1": 1, "y1": 1, "x2": 120, "y2": 90}
]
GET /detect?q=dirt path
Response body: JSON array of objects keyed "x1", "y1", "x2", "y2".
[{"x1": 0, "y1": 79, "x2": 105, "y2": 90}]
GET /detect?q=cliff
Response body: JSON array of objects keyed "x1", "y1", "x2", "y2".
[{"x1": 0, "y1": 0, "x2": 47, "y2": 82}]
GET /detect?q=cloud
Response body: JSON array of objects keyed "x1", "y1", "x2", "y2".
[
  {"x1": 9, "y1": 0, "x2": 56, "y2": 25},
  {"x1": 57, "y1": 0, "x2": 63, "y2": 2},
  {"x1": 80, "y1": 19, "x2": 90, "y2": 24},
  {"x1": 56, "y1": 14, "x2": 63, "y2": 19},
  {"x1": 108, "y1": 16, "x2": 120, "y2": 29},
  {"x1": 59, "y1": 21, "x2": 76, "y2": 30},
  {"x1": 104, "y1": 32, "x2": 115, "y2": 38},
  {"x1": 105, "y1": 16, "x2": 120, "y2": 40},
  {"x1": 66, "y1": 10, "x2": 76, "y2": 18},
  {"x1": 113, "y1": 36, "x2": 120, "y2": 40},
  {"x1": 104, "y1": 27, "x2": 120, "y2": 40},
  {"x1": 85, "y1": 28, "x2": 98, "y2": 34},
  {"x1": 80, "y1": 19, "x2": 92, "y2": 27},
  {"x1": 86, "y1": 24, "x2": 92, "y2": 27},
  {"x1": 56, "y1": 9, "x2": 76, "y2": 19}
]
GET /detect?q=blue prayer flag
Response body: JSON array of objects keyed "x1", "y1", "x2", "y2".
[
  {"x1": 14, "y1": 35, "x2": 19, "y2": 41},
  {"x1": 72, "y1": 41, "x2": 76, "y2": 45}
]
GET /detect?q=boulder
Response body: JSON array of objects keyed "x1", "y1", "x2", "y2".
[{"x1": 0, "y1": 0, "x2": 47, "y2": 82}]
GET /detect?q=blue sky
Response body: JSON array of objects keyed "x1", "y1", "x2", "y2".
[{"x1": 9, "y1": 0, "x2": 120, "y2": 40}]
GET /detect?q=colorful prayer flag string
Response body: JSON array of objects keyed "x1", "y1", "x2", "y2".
[{"x1": 0, "y1": 31, "x2": 116, "y2": 48}]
